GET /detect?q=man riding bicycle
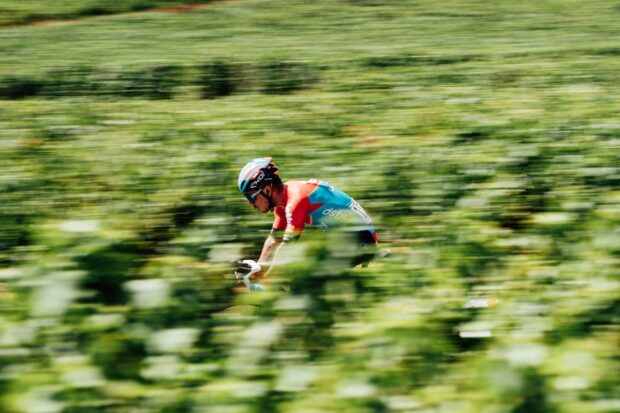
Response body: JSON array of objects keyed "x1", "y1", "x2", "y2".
[{"x1": 236, "y1": 157, "x2": 378, "y2": 289}]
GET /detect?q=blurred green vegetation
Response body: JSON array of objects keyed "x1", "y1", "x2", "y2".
[
  {"x1": 1, "y1": 0, "x2": 619, "y2": 412},
  {"x1": 0, "y1": 1, "x2": 217, "y2": 26}
]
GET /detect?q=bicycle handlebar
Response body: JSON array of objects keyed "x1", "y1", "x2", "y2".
[{"x1": 233, "y1": 259, "x2": 266, "y2": 291}]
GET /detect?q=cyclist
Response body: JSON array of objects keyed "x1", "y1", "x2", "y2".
[{"x1": 237, "y1": 157, "x2": 378, "y2": 287}]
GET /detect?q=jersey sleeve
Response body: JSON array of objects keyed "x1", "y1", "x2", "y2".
[
  {"x1": 270, "y1": 207, "x2": 286, "y2": 240},
  {"x1": 283, "y1": 196, "x2": 310, "y2": 241},
  {"x1": 272, "y1": 207, "x2": 287, "y2": 230}
]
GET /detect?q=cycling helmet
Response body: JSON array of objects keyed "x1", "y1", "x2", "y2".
[{"x1": 238, "y1": 157, "x2": 279, "y2": 202}]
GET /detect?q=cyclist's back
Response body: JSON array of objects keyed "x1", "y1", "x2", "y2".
[{"x1": 273, "y1": 179, "x2": 376, "y2": 239}]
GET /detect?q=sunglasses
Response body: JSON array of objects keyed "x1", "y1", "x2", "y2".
[{"x1": 244, "y1": 187, "x2": 264, "y2": 203}]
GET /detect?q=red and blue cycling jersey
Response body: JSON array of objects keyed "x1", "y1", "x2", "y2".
[{"x1": 273, "y1": 179, "x2": 377, "y2": 242}]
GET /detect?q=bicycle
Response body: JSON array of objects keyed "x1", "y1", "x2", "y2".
[{"x1": 232, "y1": 247, "x2": 392, "y2": 293}]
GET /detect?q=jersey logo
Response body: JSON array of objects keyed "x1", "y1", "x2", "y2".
[
  {"x1": 322, "y1": 208, "x2": 343, "y2": 218},
  {"x1": 285, "y1": 205, "x2": 293, "y2": 224}
]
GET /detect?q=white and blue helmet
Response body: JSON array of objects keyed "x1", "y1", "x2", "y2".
[{"x1": 238, "y1": 157, "x2": 279, "y2": 202}]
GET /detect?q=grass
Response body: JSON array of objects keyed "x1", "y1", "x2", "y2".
[
  {"x1": 0, "y1": 0, "x2": 218, "y2": 26},
  {"x1": 1, "y1": 0, "x2": 619, "y2": 71}
]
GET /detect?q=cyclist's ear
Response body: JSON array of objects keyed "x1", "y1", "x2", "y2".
[{"x1": 263, "y1": 185, "x2": 272, "y2": 197}]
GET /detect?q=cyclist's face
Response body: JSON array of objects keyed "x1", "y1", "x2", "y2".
[
  {"x1": 253, "y1": 193, "x2": 270, "y2": 212},
  {"x1": 248, "y1": 187, "x2": 271, "y2": 213}
]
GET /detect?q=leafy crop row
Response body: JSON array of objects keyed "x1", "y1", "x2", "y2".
[
  {"x1": 0, "y1": 61, "x2": 321, "y2": 99},
  {"x1": 0, "y1": 0, "x2": 216, "y2": 27}
]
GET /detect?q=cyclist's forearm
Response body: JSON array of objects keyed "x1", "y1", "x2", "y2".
[
  {"x1": 258, "y1": 235, "x2": 282, "y2": 266},
  {"x1": 261, "y1": 241, "x2": 286, "y2": 279}
]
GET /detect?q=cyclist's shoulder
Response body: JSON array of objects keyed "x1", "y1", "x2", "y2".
[
  {"x1": 284, "y1": 179, "x2": 305, "y2": 187},
  {"x1": 284, "y1": 179, "x2": 319, "y2": 196},
  {"x1": 286, "y1": 179, "x2": 355, "y2": 200},
  {"x1": 281, "y1": 180, "x2": 319, "y2": 210},
  {"x1": 284, "y1": 179, "x2": 319, "y2": 187}
]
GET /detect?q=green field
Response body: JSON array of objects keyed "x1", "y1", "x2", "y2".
[
  {"x1": 0, "y1": 1, "x2": 219, "y2": 26},
  {"x1": 1, "y1": 1, "x2": 619, "y2": 412}
]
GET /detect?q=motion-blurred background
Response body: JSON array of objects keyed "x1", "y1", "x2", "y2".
[{"x1": 1, "y1": 1, "x2": 619, "y2": 412}]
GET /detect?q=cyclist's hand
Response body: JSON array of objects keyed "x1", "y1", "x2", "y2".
[
  {"x1": 232, "y1": 260, "x2": 265, "y2": 291},
  {"x1": 233, "y1": 259, "x2": 261, "y2": 277},
  {"x1": 232, "y1": 260, "x2": 252, "y2": 275}
]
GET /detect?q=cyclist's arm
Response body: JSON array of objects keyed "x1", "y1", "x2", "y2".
[
  {"x1": 256, "y1": 236, "x2": 284, "y2": 282},
  {"x1": 257, "y1": 232, "x2": 283, "y2": 267},
  {"x1": 256, "y1": 199, "x2": 308, "y2": 281},
  {"x1": 255, "y1": 208, "x2": 287, "y2": 280},
  {"x1": 257, "y1": 230, "x2": 298, "y2": 281}
]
